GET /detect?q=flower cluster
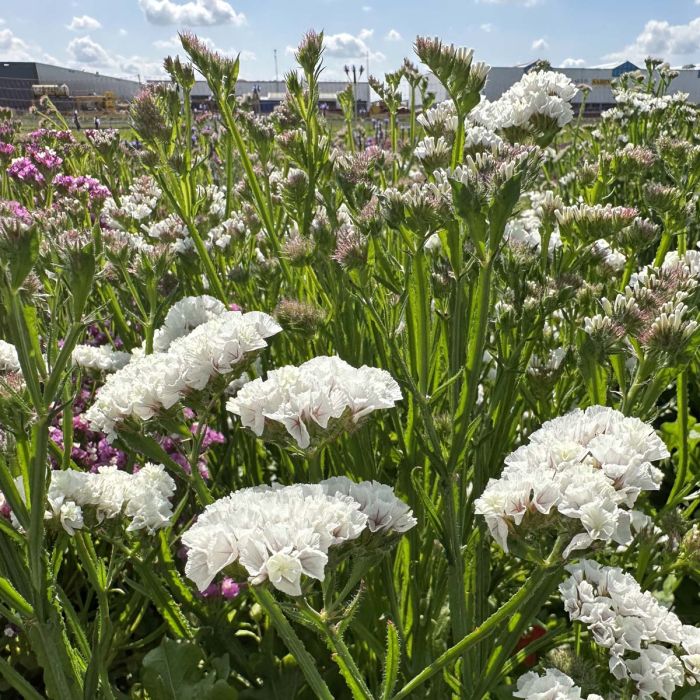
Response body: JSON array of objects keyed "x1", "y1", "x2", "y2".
[
  {"x1": 0, "y1": 340, "x2": 20, "y2": 373},
  {"x1": 514, "y1": 668, "x2": 603, "y2": 700},
  {"x1": 555, "y1": 203, "x2": 639, "y2": 244},
  {"x1": 72, "y1": 345, "x2": 132, "y2": 373},
  {"x1": 151, "y1": 294, "x2": 227, "y2": 352},
  {"x1": 227, "y1": 356, "x2": 402, "y2": 450},
  {"x1": 319, "y1": 477, "x2": 417, "y2": 534},
  {"x1": 27, "y1": 146, "x2": 63, "y2": 171},
  {"x1": 86, "y1": 309, "x2": 280, "y2": 438},
  {"x1": 47, "y1": 463, "x2": 176, "y2": 535},
  {"x1": 52, "y1": 174, "x2": 110, "y2": 201},
  {"x1": 474, "y1": 406, "x2": 669, "y2": 558},
  {"x1": 102, "y1": 175, "x2": 162, "y2": 228},
  {"x1": 560, "y1": 560, "x2": 700, "y2": 699},
  {"x1": 182, "y1": 478, "x2": 415, "y2": 596},
  {"x1": 613, "y1": 89, "x2": 688, "y2": 116},
  {"x1": 473, "y1": 71, "x2": 578, "y2": 138},
  {"x1": 584, "y1": 250, "x2": 700, "y2": 355},
  {"x1": 7, "y1": 157, "x2": 44, "y2": 185}
]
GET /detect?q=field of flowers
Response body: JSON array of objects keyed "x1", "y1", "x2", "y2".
[{"x1": 0, "y1": 31, "x2": 699, "y2": 699}]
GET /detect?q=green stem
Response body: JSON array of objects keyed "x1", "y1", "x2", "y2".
[
  {"x1": 254, "y1": 587, "x2": 334, "y2": 700},
  {"x1": 326, "y1": 625, "x2": 375, "y2": 700},
  {"x1": 391, "y1": 563, "x2": 562, "y2": 700},
  {"x1": 668, "y1": 371, "x2": 689, "y2": 505}
]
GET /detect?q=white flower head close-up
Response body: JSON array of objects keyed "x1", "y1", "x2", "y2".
[
  {"x1": 475, "y1": 406, "x2": 669, "y2": 558},
  {"x1": 85, "y1": 309, "x2": 281, "y2": 438},
  {"x1": 182, "y1": 478, "x2": 416, "y2": 596},
  {"x1": 47, "y1": 463, "x2": 176, "y2": 534},
  {"x1": 560, "y1": 559, "x2": 700, "y2": 699},
  {"x1": 227, "y1": 356, "x2": 402, "y2": 450},
  {"x1": 514, "y1": 667, "x2": 604, "y2": 700}
]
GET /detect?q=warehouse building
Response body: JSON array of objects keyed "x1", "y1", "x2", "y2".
[
  {"x1": 0, "y1": 62, "x2": 142, "y2": 112},
  {"x1": 426, "y1": 61, "x2": 700, "y2": 115},
  {"x1": 170, "y1": 79, "x2": 371, "y2": 113}
]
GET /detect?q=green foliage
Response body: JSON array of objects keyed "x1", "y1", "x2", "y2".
[{"x1": 141, "y1": 639, "x2": 237, "y2": 700}]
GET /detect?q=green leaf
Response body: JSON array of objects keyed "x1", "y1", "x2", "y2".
[
  {"x1": 8, "y1": 226, "x2": 40, "y2": 293},
  {"x1": 380, "y1": 621, "x2": 401, "y2": 700},
  {"x1": 141, "y1": 638, "x2": 238, "y2": 700},
  {"x1": 65, "y1": 242, "x2": 96, "y2": 319}
]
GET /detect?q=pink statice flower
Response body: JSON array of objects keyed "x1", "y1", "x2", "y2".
[{"x1": 7, "y1": 157, "x2": 44, "y2": 185}]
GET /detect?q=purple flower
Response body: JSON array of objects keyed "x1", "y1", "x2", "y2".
[
  {"x1": 221, "y1": 578, "x2": 241, "y2": 599},
  {"x1": 52, "y1": 174, "x2": 110, "y2": 201},
  {"x1": 28, "y1": 128, "x2": 75, "y2": 146},
  {"x1": 7, "y1": 157, "x2": 45, "y2": 185},
  {"x1": 28, "y1": 146, "x2": 63, "y2": 171},
  {"x1": 199, "y1": 583, "x2": 220, "y2": 598},
  {"x1": 0, "y1": 142, "x2": 15, "y2": 157},
  {"x1": 0, "y1": 200, "x2": 31, "y2": 223}
]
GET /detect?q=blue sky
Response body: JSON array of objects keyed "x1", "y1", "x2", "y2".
[{"x1": 1, "y1": 0, "x2": 700, "y2": 82}]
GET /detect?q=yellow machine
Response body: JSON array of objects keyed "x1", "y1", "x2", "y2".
[{"x1": 73, "y1": 91, "x2": 116, "y2": 112}]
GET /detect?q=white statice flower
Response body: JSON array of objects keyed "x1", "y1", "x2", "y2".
[
  {"x1": 592, "y1": 239, "x2": 626, "y2": 273},
  {"x1": 424, "y1": 233, "x2": 442, "y2": 253},
  {"x1": 181, "y1": 483, "x2": 368, "y2": 595},
  {"x1": 613, "y1": 89, "x2": 688, "y2": 117},
  {"x1": 474, "y1": 406, "x2": 668, "y2": 557},
  {"x1": 527, "y1": 347, "x2": 567, "y2": 378},
  {"x1": 473, "y1": 71, "x2": 578, "y2": 132},
  {"x1": 626, "y1": 645, "x2": 685, "y2": 700},
  {"x1": 227, "y1": 356, "x2": 402, "y2": 449},
  {"x1": 72, "y1": 345, "x2": 132, "y2": 373},
  {"x1": 464, "y1": 123, "x2": 503, "y2": 151},
  {"x1": 57, "y1": 501, "x2": 84, "y2": 536},
  {"x1": 0, "y1": 340, "x2": 20, "y2": 373},
  {"x1": 102, "y1": 176, "x2": 162, "y2": 228},
  {"x1": 320, "y1": 477, "x2": 417, "y2": 534},
  {"x1": 505, "y1": 210, "x2": 543, "y2": 250},
  {"x1": 416, "y1": 100, "x2": 458, "y2": 138},
  {"x1": 680, "y1": 625, "x2": 700, "y2": 685},
  {"x1": 47, "y1": 463, "x2": 175, "y2": 534},
  {"x1": 168, "y1": 311, "x2": 282, "y2": 391},
  {"x1": 560, "y1": 560, "x2": 698, "y2": 699},
  {"x1": 85, "y1": 310, "x2": 280, "y2": 438},
  {"x1": 207, "y1": 215, "x2": 247, "y2": 250},
  {"x1": 196, "y1": 184, "x2": 227, "y2": 219},
  {"x1": 504, "y1": 190, "x2": 562, "y2": 257},
  {"x1": 514, "y1": 667, "x2": 603, "y2": 700},
  {"x1": 414, "y1": 136, "x2": 451, "y2": 166},
  {"x1": 152, "y1": 295, "x2": 227, "y2": 353}
]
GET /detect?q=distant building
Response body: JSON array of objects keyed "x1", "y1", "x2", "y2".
[
  {"x1": 426, "y1": 61, "x2": 700, "y2": 115},
  {"x1": 148, "y1": 79, "x2": 372, "y2": 114},
  {"x1": 0, "y1": 62, "x2": 142, "y2": 111}
]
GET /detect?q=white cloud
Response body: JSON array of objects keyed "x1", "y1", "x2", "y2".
[
  {"x1": 362, "y1": 4, "x2": 372, "y2": 11},
  {"x1": 0, "y1": 22, "x2": 47, "y2": 61},
  {"x1": 324, "y1": 31, "x2": 384, "y2": 61},
  {"x1": 67, "y1": 15, "x2": 102, "y2": 32},
  {"x1": 384, "y1": 29, "x2": 402, "y2": 42},
  {"x1": 358, "y1": 28, "x2": 374, "y2": 40},
  {"x1": 480, "y1": 23, "x2": 493, "y2": 33},
  {"x1": 239, "y1": 50, "x2": 256, "y2": 61},
  {"x1": 561, "y1": 57, "x2": 586, "y2": 68},
  {"x1": 605, "y1": 17, "x2": 700, "y2": 64},
  {"x1": 531, "y1": 38, "x2": 549, "y2": 51},
  {"x1": 139, "y1": 0, "x2": 245, "y2": 26},
  {"x1": 67, "y1": 35, "x2": 113, "y2": 65},
  {"x1": 66, "y1": 35, "x2": 167, "y2": 80},
  {"x1": 153, "y1": 35, "x2": 180, "y2": 49},
  {"x1": 119, "y1": 28, "x2": 128, "y2": 36}
]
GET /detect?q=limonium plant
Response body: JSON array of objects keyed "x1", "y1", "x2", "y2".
[{"x1": 0, "y1": 31, "x2": 698, "y2": 700}]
